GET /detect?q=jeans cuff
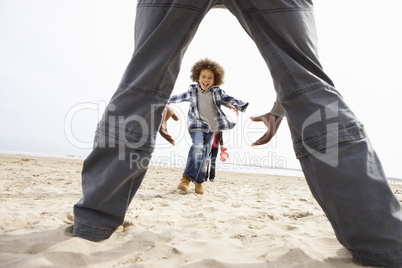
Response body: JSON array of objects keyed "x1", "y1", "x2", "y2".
[
  {"x1": 352, "y1": 249, "x2": 402, "y2": 267},
  {"x1": 72, "y1": 220, "x2": 115, "y2": 242}
]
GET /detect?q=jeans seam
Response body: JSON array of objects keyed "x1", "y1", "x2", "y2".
[
  {"x1": 96, "y1": 124, "x2": 155, "y2": 153},
  {"x1": 235, "y1": 0, "x2": 299, "y2": 92},
  {"x1": 351, "y1": 247, "x2": 402, "y2": 267},
  {"x1": 280, "y1": 82, "x2": 326, "y2": 102},
  {"x1": 294, "y1": 124, "x2": 366, "y2": 159},
  {"x1": 154, "y1": 0, "x2": 210, "y2": 90},
  {"x1": 73, "y1": 219, "x2": 115, "y2": 240},
  {"x1": 247, "y1": 7, "x2": 314, "y2": 15},
  {"x1": 294, "y1": 120, "x2": 364, "y2": 147},
  {"x1": 119, "y1": 84, "x2": 170, "y2": 99},
  {"x1": 125, "y1": 178, "x2": 135, "y2": 214},
  {"x1": 137, "y1": 3, "x2": 204, "y2": 12}
]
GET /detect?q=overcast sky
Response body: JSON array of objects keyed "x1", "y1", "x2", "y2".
[{"x1": 1, "y1": 1, "x2": 401, "y2": 178}]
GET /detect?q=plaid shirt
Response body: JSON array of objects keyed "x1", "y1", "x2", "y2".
[{"x1": 168, "y1": 84, "x2": 249, "y2": 132}]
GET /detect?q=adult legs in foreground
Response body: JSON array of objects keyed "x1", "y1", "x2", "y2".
[
  {"x1": 222, "y1": 0, "x2": 402, "y2": 266},
  {"x1": 73, "y1": 1, "x2": 214, "y2": 241},
  {"x1": 73, "y1": 0, "x2": 402, "y2": 266}
]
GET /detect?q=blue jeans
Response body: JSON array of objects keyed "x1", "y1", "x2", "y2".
[
  {"x1": 183, "y1": 131, "x2": 214, "y2": 184},
  {"x1": 73, "y1": 1, "x2": 402, "y2": 266}
]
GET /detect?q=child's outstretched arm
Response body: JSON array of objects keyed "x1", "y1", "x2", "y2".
[
  {"x1": 168, "y1": 89, "x2": 191, "y2": 104},
  {"x1": 220, "y1": 90, "x2": 248, "y2": 114},
  {"x1": 227, "y1": 103, "x2": 239, "y2": 116}
]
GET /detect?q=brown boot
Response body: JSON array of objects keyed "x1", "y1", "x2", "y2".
[
  {"x1": 194, "y1": 182, "x2": 204, "y2": 194},
  {"x1": 177, "y1": 176, "x2": 191, "y2": 192}
]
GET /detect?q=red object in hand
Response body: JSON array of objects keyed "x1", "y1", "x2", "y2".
[{"x1": 220, "y1": 148, "x2": 229, "y2": 162}]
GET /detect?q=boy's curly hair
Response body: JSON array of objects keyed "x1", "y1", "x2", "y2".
[{"x1": 190, "y1": 58, "x2": 225, "y2": 86}]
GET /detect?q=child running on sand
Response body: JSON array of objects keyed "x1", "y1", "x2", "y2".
[{"x1": 163, "y1": 58, "x2": 248, "y2": 194}]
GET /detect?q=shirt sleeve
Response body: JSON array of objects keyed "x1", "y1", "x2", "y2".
[
  {"x1": 270, "y1": 94, "x2": 285, "y2": 117},
  {"x1": 168, "y1": 90, "x2": 191, "y2": 104},
  {"x1": 220, "y1": 90, "x2": 249, "y2": 112}
]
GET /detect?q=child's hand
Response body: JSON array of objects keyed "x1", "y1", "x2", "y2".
[
  {"x1": 228, "y1": 103, "x2": 239, "y2": 116},
  {"x1": 159, "y1": 106, "x2": 179, "y2": 145}
]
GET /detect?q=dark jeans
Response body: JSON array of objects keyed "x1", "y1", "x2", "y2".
[{"x1": 206, "y1": 147, "x2": 218, "y2": 181}]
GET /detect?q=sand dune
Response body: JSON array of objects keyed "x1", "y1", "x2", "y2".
[{"x1": 1, "y1": 154, "x2": 401, "y2": 267}]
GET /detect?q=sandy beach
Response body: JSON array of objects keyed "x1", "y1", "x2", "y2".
[{"x1": 1, "y1": 154, "x2": 401, "y2": 267}]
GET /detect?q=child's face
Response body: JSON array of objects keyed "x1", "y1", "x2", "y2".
[{"x1": 198, "y1": 69, "x2": 215, "y2": 91}]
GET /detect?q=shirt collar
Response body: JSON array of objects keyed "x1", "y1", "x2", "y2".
[{"x1": 196, "y1": 83, "x2": 216, "y2": 93}]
